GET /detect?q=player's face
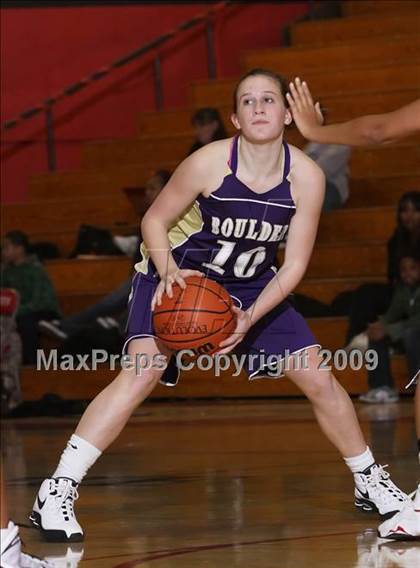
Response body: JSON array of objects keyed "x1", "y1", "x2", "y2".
[
  {"x1": 399, "y1": 200, "x2": 420, "y2": 232},
  {"x1": 399, "y1": 257, "x2": 420, "y2": 287},
  {"x1": 231, "y1": 75, "x2": 291, "y2": 142}
]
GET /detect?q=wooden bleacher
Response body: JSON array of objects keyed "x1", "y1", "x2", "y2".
[
  {"x1": 343, "y1": 0, "x2": 420, "y2": 16},
  {"x1": 291, "y1": 12, "x2": 420, "y2": 45},
  {"x1": 6, "y1": 0, "x2": 419, "y2": 400},
  {"x1": 243, "y1": 34, "x2": 420, "y2": 73},
  {"x1": 21, "y1": 356, "x2": 407, "y2": 400},
  {"x1": 84, "y1": 104, "x2": 419, "y2": 169}
]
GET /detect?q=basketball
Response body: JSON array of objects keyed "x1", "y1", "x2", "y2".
[{"x1": 153, "y1": 276, "x2": 237, "y2": 355}]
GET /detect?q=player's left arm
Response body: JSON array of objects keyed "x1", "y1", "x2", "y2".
[{"x1": 218, "y1": 152, "x2": 325, "y2": 354}]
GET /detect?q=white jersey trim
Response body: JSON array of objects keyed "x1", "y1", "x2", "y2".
[{"x1": 209, "y1": 193, "x2": 296, "y2": 209}]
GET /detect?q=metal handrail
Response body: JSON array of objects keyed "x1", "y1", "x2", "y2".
[
  {"x1": 2, "y1": 0, "x2": 321, "y2": 171},
  {"x1": 2, "y1": 1, "x2": 233, "y2": 169}
]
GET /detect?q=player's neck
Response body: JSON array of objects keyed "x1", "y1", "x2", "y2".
[{"x1": 238, "y1": 134, "x2": 284, "y2": 178}]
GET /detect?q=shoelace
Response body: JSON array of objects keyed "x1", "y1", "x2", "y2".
[
  {"x1": 52, "y1": 480, "x2": 79, "y2": 518},
  {"x1": 364, "y1": 465, "x2": 406, "y2": 503}
]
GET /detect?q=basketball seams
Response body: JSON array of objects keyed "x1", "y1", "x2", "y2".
[{"x1": 186, "y1": 280, "x2": 233, "y2": 310}]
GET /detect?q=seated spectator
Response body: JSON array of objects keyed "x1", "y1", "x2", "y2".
[
  {"x1": 38, "y1": 170, "x2": 170, "y2": 342},
  {"x1": 0, "y1": 288, "x2": 22, "y2": 412},
  {"x1": 359, "y1": 251, "x2": 420, "y2": 404},
  {"x1": 303, "y1": 141, "x2": 351, "y2": 211},
  {"x1": 344, "y1": 191, "x2": 420, "y2": 349},
  {"x1": 1, "y1": 231, "x2": 61, "y2": 365},
  {"x1": 188, "y1": 107, "x2": 227, "y2": 155}
]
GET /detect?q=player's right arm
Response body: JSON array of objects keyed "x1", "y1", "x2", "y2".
[
  {"x1": 286, "y1": 78, "x2": 420, "y2": 146},
  {"x1": 140, "y1": 142, "x2": 223, "y2": 307}
]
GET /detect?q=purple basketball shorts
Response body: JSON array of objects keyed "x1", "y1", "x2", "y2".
[{"x1": 124, "y1": 270, "x2": 320, "y2": 383}]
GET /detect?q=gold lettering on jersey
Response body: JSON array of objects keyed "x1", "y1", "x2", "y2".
[{"x1": 210, "y1": 216, "x2": 288, "y2": 242}]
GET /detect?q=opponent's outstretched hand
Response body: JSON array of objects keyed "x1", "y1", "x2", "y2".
[
  {"x1": 151, "y1": 269, "x2": 204, "y2": 310},
  {"x1": 216, "y1": 306, "x2": 252, "y2": 355},
  {"x1": 286, "y1": 77, "x2": 324, "y2": 139}
]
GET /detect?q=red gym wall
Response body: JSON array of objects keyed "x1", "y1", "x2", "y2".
[{"x1": 1, "y1": 2, "x2": 309, "y2": 203}]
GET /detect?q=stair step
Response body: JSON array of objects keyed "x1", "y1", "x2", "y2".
[
  {"x1": 41, "y1": 238, "x2": 386, "y2": 302},
  {"x1": 292, "y1": 13, "x2": 420, "y2": 45},
  {"x1": 4, "y1": 203, "x2": 396, "y2": 258},
  {"x1": 343, "y1": 1, "x2": 420, "y2": 17},
  {"x1": 20, "y1": 353, "x2": 408, "y2": 400},
  {"x1": 139, "y1": 88, "x2": 420, "y2": 137},
  {"x1": 305, "y1": 242, "x2": 386, "y2": 279},
  {"x1": 317, "y1": 206, "x2": 394, "y2": 243},
  {"x1": 348, "y1": 174, "x2": 420, "y2": 207},
  {"x1": 79, "y1": 139, "x2": 420, "y2": 179},
  {"x1": 30, "y1": 163, "x2": 178, "y2": 201},
  {"x1": 46, "y1": 257, "x2": 130, "y2": 296},
  {"x1": 296, "y1": 276, "x2": 385, "y2": 306},
  {"x1": 192, "y1": 63, "x2": 420, "y2": 107},
  {"x1": 244, "y1": 34, "x2": 420, "y2": 75},
  {"x1": 2, "y1": 196, "x2": 137, "y2": 235},
  {"x1": 29, "y1": 162, "x2": 420, "y2": 209},
  {"x1": 350, "y1": 144, "x2": 420, "y2": 178},
  {"x1": 57, "y1": 276, "x2": 384, "y2": 318}
]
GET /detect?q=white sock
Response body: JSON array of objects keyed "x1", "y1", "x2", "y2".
[
  {"x1": 53, "y1": 434, "x2": 102, "y2": 484},
  {"x1": 343, "y1": 446, "x2": 375, "y2": 474}
]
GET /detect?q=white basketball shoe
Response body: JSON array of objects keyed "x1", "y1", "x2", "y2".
[
  {"x1": 354, "y1": 464, "x2": 407, "y2": 518},
  {"x1": 378, "y1": 483, "x2": 420, "y2": 540},
  {"x1": 30, "y1": 478, "x2": 84, "y2": 542},
  {"x1": 0, "y1": 521, "x2": 52, "y2": 568}
]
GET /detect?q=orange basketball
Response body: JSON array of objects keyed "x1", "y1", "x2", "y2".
[{"x1": 153, "y1": 276, "x2": 237, "y2": 355}]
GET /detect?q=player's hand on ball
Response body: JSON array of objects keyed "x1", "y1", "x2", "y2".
[
  {"x1": 286, "y1": 77, "x2": 324, "y2": 138},
  {"x1": 151, "y1": 269, "x2": 204, "y2": 310},
  {"x1": 216, "y1": 307, "x2": 252, "y2": 355}
]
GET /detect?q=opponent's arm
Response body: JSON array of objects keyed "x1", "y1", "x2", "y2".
[
  {"x1": 286, "y1": 78, "x2": 420, "y2": 146},
  {"x1": 218, "y1": 154, "x2": 325, "y2": 354}
]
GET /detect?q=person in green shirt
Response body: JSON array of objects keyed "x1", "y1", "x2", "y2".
[
  {"x1": 1, "y1": 231, "x2": 60, "y2": 364},
  {"x1": 360, "y1": 251, "x2": 420, "y2": 404}
]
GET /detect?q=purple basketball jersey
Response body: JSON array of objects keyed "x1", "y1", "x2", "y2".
[{"x1": 135, "y1": 135, "x2": 295, "y2": 285}]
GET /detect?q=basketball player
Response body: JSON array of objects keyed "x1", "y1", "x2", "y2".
[
  {"x1": 286, "y1": 78, "x2": 420, "y2": 540},
  {"x1": 31, "y1": 68, "x2": 407, "y2": 542}
]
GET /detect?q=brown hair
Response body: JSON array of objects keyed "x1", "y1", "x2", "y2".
[{"x1": 233, "y1": 68, "x2": 289, "y2": 112}]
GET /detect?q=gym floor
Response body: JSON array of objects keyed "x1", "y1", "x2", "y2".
[{"x1": 3, "y1": 398, "x2": 418, "y2": 567}]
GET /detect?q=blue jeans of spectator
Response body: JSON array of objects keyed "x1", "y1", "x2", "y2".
[
  {"x1": 322, "y1": 181, "x2": 343, "y2": 212},
  {"x1": 368, "y1": 327, "x2": 420, "y2": 389},
  {"x1": 345, "y1": 283, "x2": 393, "y2": 344},
  {"x1": 17, "y1": 310, "x2": 59, "y2": 365},
  {"x1": 61, "y1": 279, "x2": 131, "y2": 335},
  {"x1": 402, "y1": 327, "x2": 420, "y2": 379}
]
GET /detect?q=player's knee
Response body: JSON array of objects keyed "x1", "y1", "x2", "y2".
[
  {"x1": 118, "y1": 367, "x2": 160, "y2": 405},
  {"x1": 304, "y1": 370, "x2": 337, "y2": 402}
]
